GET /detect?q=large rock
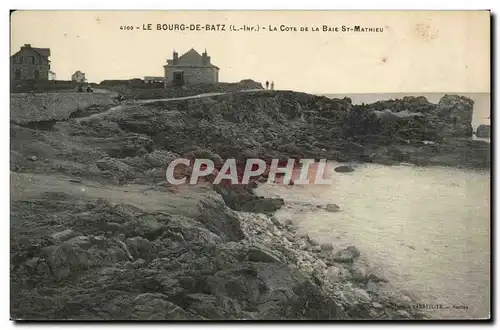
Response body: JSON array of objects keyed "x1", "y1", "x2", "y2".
[
  {"x1": 334, "y1": 165, "x2": 355, "y2": 173},
  {"x1": 476, "y1": 124, "x2": 491, "y2": 138},
  {"x1": 345, "y1": 94, "x2": 475, "y2": 147},
  {"x1": 43, "y1": 235, "x2": 131, "y2": 279},
  {"x1": 239, "y1": 197, "x2": 285, "y2": 214},
  {"x1": 246, "y1": 243, "x2": 286, "y2": 263},
  {"x1": 205, "y1": 262, "x2": 342, "y2": 319},
  {"x1": 433, "y1": 95, "x2": 474, "y2": 138},
  {"x1": 196, "y1": 197, "x2": 245, "y2": 242},
  {"x1": 125, "y1": 236, "x2": 159, "y2": 261},
  {"x1": 329, "y1": 246, "x2": 361, "y2": 263},
  {"x1": 213, "y1": 184, "x2": 284, "y2": 214},
  {"x1": 50, "y1": 229, "x2": 77, "y2": 243}
]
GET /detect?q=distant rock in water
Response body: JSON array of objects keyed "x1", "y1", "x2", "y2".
[
  {"x1": 334, "y1": 165, "x2": 355, "y2": 173},
  {"x1": 325, "y1": 204, "x2": 341, "y2": 212},
  {"x1": 476, "y1": 124, "x2": 491, "y2": 138},
  {"x1": 345, "y1": 94, "x2": 474, "y2": 146}
]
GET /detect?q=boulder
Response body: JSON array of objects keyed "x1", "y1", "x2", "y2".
[
  {"x1": 247, "y1": 244, "x2": 286, "y2": 263},
  {"x1": 196, "y1": 197, "x2": 245, "y2": 242},
  {"x1": 325, "y1": 204, "x2": 341, "y2": 212},
  {"x1": 213, "y1": 184, "x2": 284, "y2": 214},
  {"x1": 320, "y1": 242, "x2": 334, "y2": 252},
  {"x1": 353, "y1": 288, "x2": 372, "y2": 302},
  {"x1": 476, "y1": 124, "x2": 491, "y2": 138},
  {"x1": 331, "y1": 246, "x2": 360, "y2": 263},
  {"x1": 239, "y1": 197, "x2": 285, "y2": 214},
  {"x1": 125, "y1": 236, "x2": 159, "y2": 261},
  {"x1": 50, "y1": 229, "x2": 77, "y2": 243},
  {"x1": 433, "y1": 95, "x2": 474, "y2": 138},
  {"x1": 44, "y1": 235, "x2": 130, "y2": 279},
  {"x1": 352, "y1": 266, "x2": 368, "y2": 282},
  {"x1": 334, "y1": 165, "x2": 355, "y2": 173}
]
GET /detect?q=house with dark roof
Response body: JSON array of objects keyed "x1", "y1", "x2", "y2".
[
  {"x1": 10, "y1": 44, "x2": 51, "y2": 81},
  {"x1": 163, "y1": 48, "x2": 219, "y2": 87}
]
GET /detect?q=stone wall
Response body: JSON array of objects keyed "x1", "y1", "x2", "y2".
[
  {"x1": 123, "y1": 80, "x2": 264, "y2": 100},
  {"x1": 10, "y1": 92, "x2": 116, "y2": 124},
  {"x1": 166, "y1": 66, "x2": 219, "y2": 85}
]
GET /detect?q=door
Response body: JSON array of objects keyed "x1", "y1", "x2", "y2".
[
  {"x1": 15, "y1": 69, "x2": 22, "y2": 80},
  {"x1": 172, "y1": 71, "x2": 184, "y2": 87},
  {"x1": 34, "y1": 69, "x2": 40, "y2": 80}
]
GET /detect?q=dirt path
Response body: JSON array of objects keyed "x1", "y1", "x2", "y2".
[{"x1": 76, "y1": 89, "x2": 266, "y2": 122}]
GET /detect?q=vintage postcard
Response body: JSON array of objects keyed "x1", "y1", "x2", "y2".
[{"x1": 9, "y1": 10, "x2": 491, "y2": 321}]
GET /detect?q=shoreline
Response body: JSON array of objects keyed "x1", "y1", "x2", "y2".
[
  {"x1": 10, "y1": 171, "x2": 427, "y2": 320},
  {"x1": 250, "y1": 160, "x2": 490, "y2": 319},
  {"x1": 10, "y1": 87, "x2": 490, "y2": 320}
]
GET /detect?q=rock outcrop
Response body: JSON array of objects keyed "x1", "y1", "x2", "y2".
[
  {"x1": 10, "y1": 88, "x2": 486, "y2": 320},
  {"x1": 11, "y1": 190, "x2": 423, "y2": 320},
  {"x1": 433, "y1": 95, "x2": 474, "y2": 138},
  {"x1": 12, "y1": 90, "x2": 488, "y2": 174},
  {"x1": 346, "y1": 95, "x2": 474, "y2": 144},
  {"x1": 476, "y1": 124, "x2": 491, "y2": 138},
  {"x1": 343, "y1": 95, "x2": 488, "y2": 168}
]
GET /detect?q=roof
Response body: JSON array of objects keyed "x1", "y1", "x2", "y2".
[
  {"x1": 10, "y1": 46, "x2": 51, "y2": 62},
  {"x1": 165, "y1": 48, "x2": 219, "y2": 69},
  {"x1": 33, "y1": 47, "x2": 50, "y2": 58}
]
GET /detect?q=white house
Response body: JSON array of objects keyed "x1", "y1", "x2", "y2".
[{"x1": 71, "y1": 70, "x2": 86, "y2": 83}]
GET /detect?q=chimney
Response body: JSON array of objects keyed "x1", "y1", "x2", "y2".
[
  {"x1": 23, "y1": 44, "x2": 31, "y2": 48},
  {"x1": 173, "y1": 50, "x2": 178, "y2": 65},
  {"x1": 202, "y1": 49, "x2": 209, "y2": 65}
]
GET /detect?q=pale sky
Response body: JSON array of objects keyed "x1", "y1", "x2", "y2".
[{"x1": 10, "y1": 10, "x2": 490, "y2": 94}]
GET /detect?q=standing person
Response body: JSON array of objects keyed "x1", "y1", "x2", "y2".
[
  {"x1": 270, "y1": 81, "x2": 275, "y2": 90},
  {"x1": 265, "y1": 81, "x2": 269, "y2": 89}
]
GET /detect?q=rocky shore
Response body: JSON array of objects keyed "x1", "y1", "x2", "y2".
[
  {"x1": 11, "y1": 84, "x2": 488, "y2": 320},
  {"x1": 11, "y1": 178, "x2": 425, "y2": 320}
]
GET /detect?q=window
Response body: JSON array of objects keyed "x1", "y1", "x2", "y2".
[
  {"x1": 30, "y1": 56, "x2": 35, "y2": 64},
  {"x1": 34, "y1": 69, "x2": 40, "y2": 80},
  {"x1": 19, "y1": 56, "x2": 24, "y2": 64},
  {"x1": 15, "y1": 69, "x2": 21, "y2": 80}
]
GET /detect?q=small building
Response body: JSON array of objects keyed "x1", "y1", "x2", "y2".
[
  {"x1": 163, "y1": 48, "x2": 219, "y2": 87},
  {"x1": 10, "y1": 44, "x2": 51, "y2": 80},
  {"x1": 71, "y1": 71, "x2": 86, "y2": 83},
  {"x1": 144, "y1": 76, "x2": 164, "y2": 84}
]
